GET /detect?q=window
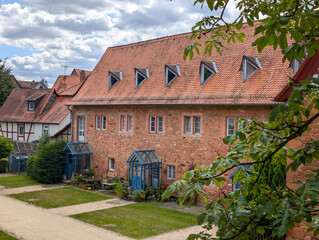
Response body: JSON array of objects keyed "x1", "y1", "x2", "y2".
[
  {"x1": 165, "y1": 65, "x2": 180, "y2": 86},
  {"x1": 135, "y1": 68, "x2": 149, "y2": 88},
  {"x1": 28, "y1": 102, "x2": 35, "y2": 111},
  {"x1": 227, "y1": 117, "x2": 235, "y2": 136},
  {"x1": 96, "y1": 116, "x2": 101, "y2": 130},
  {"x1": 109, "y1": 71, "x2": 122, "y2": 89},
  {"x1": 18, "y1": 125, "x2": 24, "y2": 137},
  {"x1": 78, "y1": 116, "x2": 85, "y2": 141},
  {"x1": 200, "y1": 61, "x2": 218, "y2": 84},
  {"x1": 109, "y1": 158, "x2": 115, "y2": 171},
  {"x1": 184, "y1": 116, "x2": 201, "y2": 135},
  {"x1": 240, "y1": 56, "x2": 261, "y2": 83},
  {"x1": 194, "y1": 116, "x2": 200, "y2": 134},
  {"x1": 120, "y1": 115, "x2": 133, "y2": 132},
  {"x1": 157, "y1": 116, "x2": 163, "y2": 133},
  {"x1": 167, "y1": 165, "x2": 176, "y2": 180},
  {"x1": 184, "y1": 116, "x2": 191, "y2": 134},
  {"x1": 121, "y1": 115, "x2": 126, "y2": 131},
  {"x1": 102, "y1": 116, "x2": 106, "y2": 130},
  {"x1": 149, "y1": 116, "x2": 156, "y2": 133},
  {"x1": 149, "y1": 116, "x2": 163, "y2": 134},
  {"x1": 127, "y1": 115, "x2": 133, "y2": 132},
  {"x1": 43, "y1": 125, "x2": 49, "y2": 135}
]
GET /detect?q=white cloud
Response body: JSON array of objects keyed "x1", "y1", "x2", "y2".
[{"x1": 0, "y1": 0, "x2": 236, "y2": 85}]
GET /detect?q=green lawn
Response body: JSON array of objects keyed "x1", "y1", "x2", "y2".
[
  {"x1": 71, "y1": 203, "x2": 197, "y2": 239},
  {"x1": 10, "y1": 187, "x2": 112, "y2": 208},
  {"x1": 0, "y1": 230, "x2": 18, "y2": 240},
  {"x1": 0, "y1": 175, "x2": 39, "y2": 188}
]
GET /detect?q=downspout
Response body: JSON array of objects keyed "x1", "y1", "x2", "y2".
[{"x1": 67, "y1": 105, "x2": 73, "y2": 142}]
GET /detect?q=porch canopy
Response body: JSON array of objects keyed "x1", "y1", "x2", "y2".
[
  {"x1": 62, "y1": 142, "x2": 92, "y2": 179},
  {"x1": 127, "y1": 149, "x2": 162, "y2": 191},
  {"x1": 9, "y1": 142, "x2": 38, "y2": 174}
]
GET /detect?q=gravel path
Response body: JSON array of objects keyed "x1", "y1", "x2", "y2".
[
  {"x1": 0, "y1": 194, "x2": 132, "y2": 240},
  {"x1": 49, "y1": 198, "x2": 134, "y2": 216},
  {"x1": 0, "y1": 173, "x2": 16, "y2": 177},
  {"x1": 0, "y1": 184, "x2": 64, "y2": 195}
]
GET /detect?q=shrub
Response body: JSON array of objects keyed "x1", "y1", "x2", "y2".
[
  {"x1": 32, "y1": 140, "x2": 67, "y2": 184},
  {"x1": 115, "y1": 180, "x2": 128, "y2": 199},
  {"x1": 26, "y1": 156, "x2": 37, "y2": 178},
  {"x1": 0, "y1": 136, "x2": 13, "y2": 159},
  {"x1": 132, "y1": 190, "x2": 147, "y2": 202},
  {"x1": 0, "y1": 159, "x2": 7, "y2": 173}
]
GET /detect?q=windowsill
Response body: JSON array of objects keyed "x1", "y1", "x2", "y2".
[{"x1": 109, "y1": 169, "x2": 115, "y2": 171}]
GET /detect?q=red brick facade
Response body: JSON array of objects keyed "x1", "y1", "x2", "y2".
[{"x1": 72, "y1": 104, "x2": 271, "y2": 196}]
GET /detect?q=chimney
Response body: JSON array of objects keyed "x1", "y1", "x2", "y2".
[{"x1": 80, "y1": 70, "x2": 85, "y2": 82}]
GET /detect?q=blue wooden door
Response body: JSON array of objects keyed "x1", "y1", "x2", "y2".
[{"x1": 132, "y1": 165, "x2": 142, "y2": 190}]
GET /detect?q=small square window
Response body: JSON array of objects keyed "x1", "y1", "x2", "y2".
[
  {"x1": 28, "y1": 102, "x2": 35, "y2": 111},
  {"x1": 102, "y1": 116, "x2": 106, "y2": 130},
  {"x1": 167, "y1": 165, "x2": 175, "y2": 180},
  {"x1": 227, "y1": 117, "x2": 235, "y2": 136},
  {"x1": 109, "y1": 158, "x2": 115, "y2": 171},
  {"x1": 18, "y1": 125, "x2": 24, "y2": 137},
  {"x1": 96, "y1": 116, "x2": 101, "y2": 130}
]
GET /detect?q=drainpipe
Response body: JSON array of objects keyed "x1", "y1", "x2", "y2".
[{"x1": 67, "y1": 105, "x2": 73, "y2": 142}]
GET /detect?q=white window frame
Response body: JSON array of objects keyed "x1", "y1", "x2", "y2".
[
  {"x1": 96, "y1": 115, "x2": 101, "y2": 130},
  {"x1": 167, "y1": 165, "x2": 176, "y2": 180},
  {"x1": 227, "y1": 117, "x2": 235, "y2": 136},
  {"x1": 149, "y1": 116, "x2": 156, "y2": 133},
  {"x1": 135, "y1": 71, "x2": 147, "y2": 88},
  {"x1": 28, "y1": 102, "x2": 35, "y2": 111},
  {"x1": 18, "y1": 124, "x2": 24, "y2": 137},
  {"x1": 241, "y1": 59, "x2": 258, "y2": 83},
  {"x1": 43, "y1": 125, "x2": 49, "y2": 135},
  {"x1": 193, "y1": 116, "x2": 201, "y2": 135},
  {"x1": 109, "y1": 72, "x2": 121, "y2": 89},
  {"x1": 184, "y1": 116, "x2": 191, "y2": 134},
  {"x1": 165, "y1": 67, "x2": 178, "y2": 86},
  {"x1": 157, "y1": 116, "x2": 163, "y2": 133},
  {"x1": 109, "y1": 158, "x2": 115, "y2": 171},
  {"x1": 102, "y1": 116, "x2": 106, "y2": 131},
  {"x1": 127, "y1": 115, "x2": 133, "y2": 132},
  {"x1": 201, "y1": 64, "x2": 215, "y2": 84},
  {"x1": 121, "y1": 115, "x2": 126, "y2": 131},
  {"x1": 78, "y1": 116, "x2": 85, "y2": 141}
]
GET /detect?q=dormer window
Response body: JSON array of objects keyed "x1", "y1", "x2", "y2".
[
  {"x1": 200, "y1": 61, "x2": 218, "y2": 84},
  {"x1": 240, "y1": 56, "x2": 262, "y2": 83},
  {"x1": 165, "y1": 65, "x2": 180, "y2": 86},
  {"x1": 289, "y1": 57, "x2": 305, "y2": 75},
  {"x1": 135, "y1": 68, "x2": 149, "y2": 88},
  {"x1": 109, "y1": 71, "x2": 122, "y2": 89},
  {"x1": 28, "y1": 102, "x2": 35, "y2": 111}
]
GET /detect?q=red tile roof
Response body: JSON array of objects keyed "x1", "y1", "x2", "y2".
[
  {"x1": 71, "y1": 24, "x2": 291, "y2": 106},
  {"x1": 0, "y1": 89, "x2": 50, "y2": 123}
]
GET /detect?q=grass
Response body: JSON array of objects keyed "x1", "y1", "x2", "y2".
[
  {"x1": 0, "y1": 175, "x2": 39, "y2": 188},
  {"x1": 0, "y1": 230, "x2": 18, "y2": 240},
  {"x1": 10, "y1": 187, "x2": 112, "y2": 208},
  {"x1": 71, "y1": 203, "x2": 197, "y2": 239}
]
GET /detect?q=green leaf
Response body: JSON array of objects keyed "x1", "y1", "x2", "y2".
[
  {"x1": 300, "y1": 17, "x2": 311, "y2": 32},
  {"x1": 260, "y1": 132, "x2": 271, "y2": 146},
  {"x1": 246, "y1": 17, "x2": 253, "y2": 27},
  {"x1": 269, "y1": 107, "x2": 280, "y2": 122},
  {"x1": 278, "y1": 17, "x2": 290, "y2": 25},
  {"x1": 197, "y1": 213, "x2": 207, "y2": 225}
]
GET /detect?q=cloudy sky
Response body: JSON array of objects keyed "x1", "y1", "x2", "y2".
[{"x1": 0, "y1": 0, "x2": 238, "y2": 85}]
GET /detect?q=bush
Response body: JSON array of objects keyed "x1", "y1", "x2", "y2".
[
  {"x1": 31, "y1": 140, "x2": 67, "y2": 184},
  {"x1": 26, "y1": 156, "x2": 37, "y2": 178},
  {"x1": 115, "y1": 180, "x2": 129, "y2": 199},
  {"x1": 0, "y1": 159, "x2": 7, "y2": 173},
  {"x1": 0, "y1": 136, "x2": 13, "y2": 159}
]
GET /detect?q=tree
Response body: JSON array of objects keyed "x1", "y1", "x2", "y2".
[
  {"x1": 163, "y1": 0, "x2": 319, "y2": 239},
  {"x1": 0, "y1": 60, "x2": 15, "y2": 107},
  {"x1": 0, "y1": 136, "x2": 13, "y2": 159}
]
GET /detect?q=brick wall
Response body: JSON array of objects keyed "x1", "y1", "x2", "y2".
[{"x1": 72, "y1": 104, "x2": 270, "y2": 198}]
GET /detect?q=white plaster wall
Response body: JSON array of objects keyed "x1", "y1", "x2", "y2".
[{"x1": 0, "y1": 114, "x2": 70, "y2": 142}]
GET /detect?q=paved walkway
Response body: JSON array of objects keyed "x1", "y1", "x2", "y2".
[
  {"x1": 0, "y1": 194, "x2": 133, "y2": 240},
  {"x1": 49, "y1": 198, "x2": 134, "y2": 216},
  {"x1": 0, "y1": 184, "x2": 64, "y2": 195},
  {"x1": 0, "y1": 184, "x2": 217, "y2": 240}
]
